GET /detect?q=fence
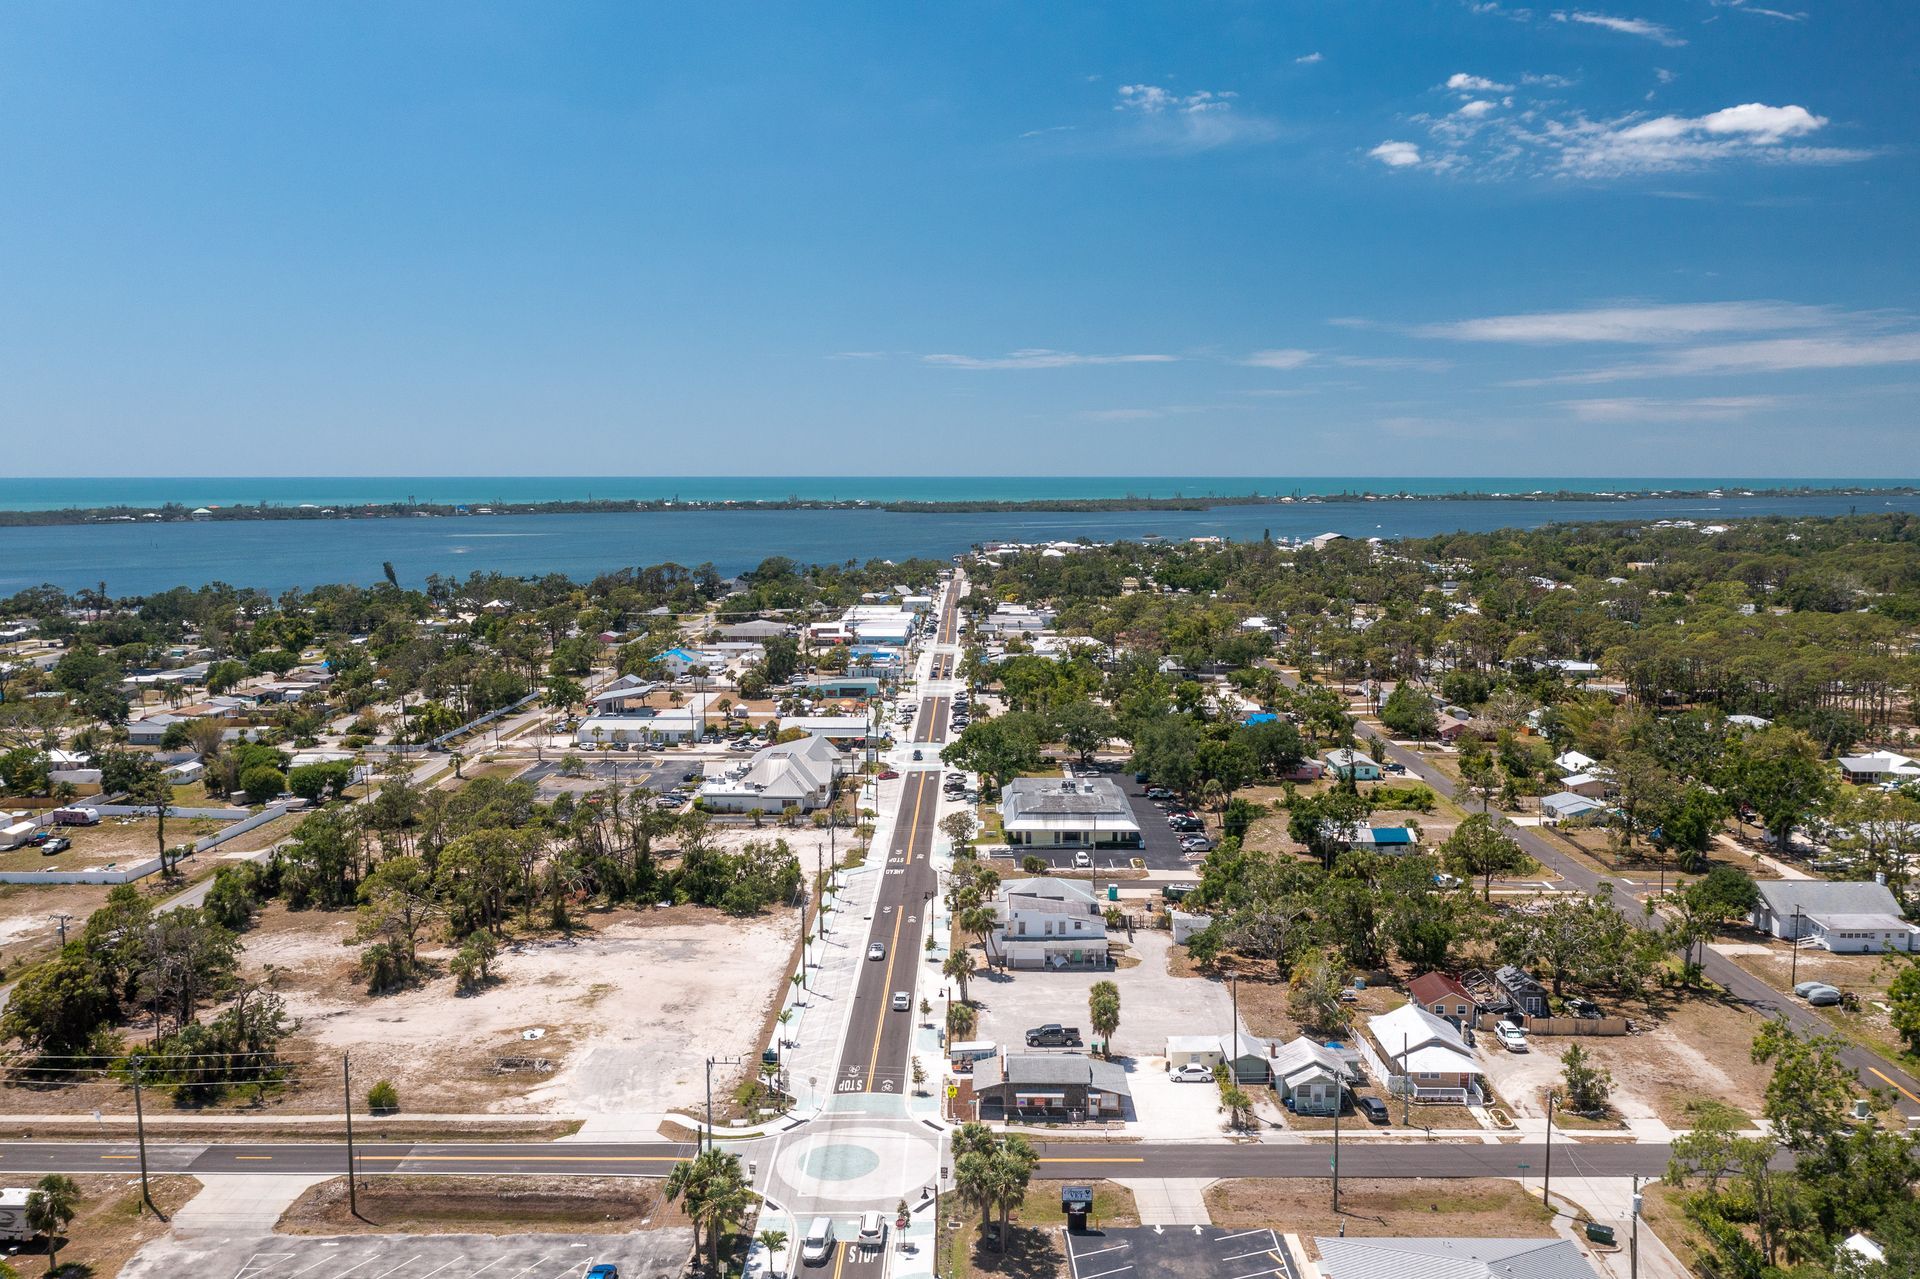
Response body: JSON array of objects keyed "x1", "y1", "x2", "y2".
[
  {"x1": 1481, "y1": 1013, "x2": 1631, "y2": 1037},
  {"x1": 0, "y1": 803, "x2": 292, "y2": 886}
]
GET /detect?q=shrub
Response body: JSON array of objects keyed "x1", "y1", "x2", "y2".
[{"x1": 367, "y1": 1079, "x2": 399, "y2": 1113}]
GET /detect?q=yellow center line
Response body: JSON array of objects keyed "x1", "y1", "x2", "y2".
[
  {"x1": 1866, "y1": 1066, "x2": 1920, "y2": 1106},
  {"x1": 234, "y1": 1155, "x2": 274, "y2": 1161},
  {"x1": 865, "y1": 772, "x2": 928, "y2": 1090},
  {"x1": 98, "y1": 1154, "x2": 136, "y2": 1160}
]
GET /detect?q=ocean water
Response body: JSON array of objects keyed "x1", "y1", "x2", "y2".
[
  {"x1": 3, "y1": 491, "x2": 1917, "y2": 596},
  {"x1": 0, "y1": 475, "x2": 1907, "y2": 512}
]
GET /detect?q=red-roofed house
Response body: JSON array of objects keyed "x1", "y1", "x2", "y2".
[{"x1": 1407, "y1": 972, "x2": 1475, "y2": 1027}]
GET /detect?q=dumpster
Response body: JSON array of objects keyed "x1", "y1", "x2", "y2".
[{"x1": 1585, "y1": 1222, "x2": 1616, "y2": 1246}]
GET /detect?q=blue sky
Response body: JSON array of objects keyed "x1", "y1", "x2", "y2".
[{"x1": 2, "y1": 1, "x2": 1916, "y2": 477}]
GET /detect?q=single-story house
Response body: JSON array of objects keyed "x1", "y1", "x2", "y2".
[
  {"x1": 1436, "y1": 715, "x2": 1472, "y2": 743},
  {"x1": 1323, "y1": 748, "x2": 1382, "y2": 782},
  {"x1": 1267, "y1": 1038, "x2": 1352, "y2": 1116},
  {"x1": 1560, "y1": 771, "x2": 1610, "y2": 799},
  {"x1": 1552, "y1": 749, "x2": 1598, "y2": 776},
  {"x1": 1837, "y1": 751, "x2": 1920, "y2": 785},
  {"x1": 1495, "y1": 965, "x2": 1551, "y2": 1018},
  {"x1": 576, "y1": 695, "x2": 718, "y2": 745},
  {"x1": 1540, "y1": 791, "x2": 1607, "y2": 824},
  {"x1": 1277, "y1": 761, "x2": 1325, "y2": 783},
  {"x1": 126, "y1": 714, "x2": 187, "y2": 746},
  {"x1": 1315, "y1": 1236, "x2": 1602, "y2": 1279},
  {"x1": 972, "y1": 1053, "x2": 1130, "y2": 1122},
  {"x1": 1321, "y1": 821, "x2": 1420, "y2": 853},
  {"x1": 1751, "y1": 880, "x2": 1918, "y2": 953},
  {"x1": 718, "y1": 619, "x2": 793, "y2": 641},
  {"x1": 1365, "y1": 1004, "x2": 1483, "y2": 1104},
  {"x1": 797, "y1": 677, "x2": 882, "y2": 700},
  {"x1": 998, "y1": 777, "x2": 1142, "y2": 848},
  {"x1": 1164, "y1": 1036, "x2": 1226, "y2": 1072},
  {"x1": 162, "y1": 760, "x2": 205, "y2": 785},
  {"x1": 1169, "y1": 909, "x2": 1213, "y2": 945},
  {"x1": 992, "y1": 877, "x2": 1109, "y2": 970},
  {"x1": 1408, "y1": 972, "x2": 1475, "y2": 1026}
]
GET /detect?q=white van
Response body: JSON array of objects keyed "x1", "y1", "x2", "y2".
[{"x1": 800, "y1": 1216, "x2": 835, "y2": 1265}]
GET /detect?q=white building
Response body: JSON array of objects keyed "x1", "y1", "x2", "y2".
[
  {"x1": 998, "y1": 776, "x2": 1141, "y2": 849},
  {"x1": 992, "y1": 877, "x2": 1109, "y2": 970},
  {"x1": 576, "y1": 692, "x2": 718, "y2": 746},
  {"x1": 1365, "y1": 1003, "x2": 1483, "y2": 1104},
  {"x1": 1751, "y1": 880, "x2": 1918, "y2": 953},
  {"x1": 697, "y1": 736, "x2": 846, "y2": 814}
]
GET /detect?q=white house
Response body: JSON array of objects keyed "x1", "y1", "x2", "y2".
[
  {"x1": 1541, "y1": 791, "x2": 1607, "y2": 824},
  {"x1": 1365, "y1": 1003, "x2": 1483, "y2": 1104},
  {"x1": 1837, "y1": 751, "x2": 1920, "y2": 785},
  {"x1": 1751, "y1": 880, "x2": 1918, "y2": 953},
  {"x1": 992, "y1": 877, "x2": 1108, "y2": 970},
  {"x1": 576, "y1": 692, "x2": 718, "y2": 746},
  {"x1": 697, "y1": 736, "x2": 845, "y2": 814},
  {"x1": 1552, "y1": 749, "x2": 1598, "y2": 776},
  {"x1": 1266, "y1": 1038, "x2": 1352, "y2": 1116},
  {"x1": 778, "y1": 714, "x2": 872, "y2": 745}
]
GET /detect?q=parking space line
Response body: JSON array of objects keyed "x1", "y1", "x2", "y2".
[
  {"x1": 1077, "y1": 1265, "x2": 1135, "y2": 1279},
  {"x1": 1230, "y1": 1266, "x2": 1288, "y2": 1279},
  {"x1": 324, "y1": 1258, "x2": 379, "y2": 1279},
  {"x1": 1070, "y1": 1244, "x2": 1129, "y2": 1260},
  {"x1": 283, "y1": 1258, "x2": 336, "y2": 1279},
  {"x1": 368, "y1": 1258, "x2": 421, "y2": 1279},
  {"x1": 1221, "y1": 1249, "x2": 1280, "y2": 1261},
  {"x1": 1213, "y1": 1229, "x2": 1273, "y2": 1242},
  {"x1": 501, "y1": 1256, "x2": 554, "y2": 1279},
  {"x1": 409, "y1": 1263, "x2": 458, "y2": 1279},
  {"x1": 233, "y1": 1253, "x2": 298, "y2": 1279}
]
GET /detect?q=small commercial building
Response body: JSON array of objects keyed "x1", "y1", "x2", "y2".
[
  {"x1": 998, "y1": 777, "x2": 1142, "y2": 849},
  {"x1": 1316, "y1": 1237, "x2": 1602, "y2": 1279},
  {"x1": 971, "y1": 1053, "x2": 1130, "y2": 1122},
  {"x1": 993, "y1": 877, "x2": 1109, "y2": 970},
  {"x1": 697, "y1": 736, "x2": 845, "y2": 814},
  {"x1": 1751, "y1": 880, "x2": 1918, "y2": 953}
]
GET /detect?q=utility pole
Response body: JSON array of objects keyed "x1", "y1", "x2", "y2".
[
  {"x1": 1402, "y1": 1033, "x2": 1411, "y2": 1126},
  {"x1": 1630, "y1": 1175, "x2": 1641, "y2": 1279},
  {"x1": 49, "y1": 912, "x2": 72, "y2": 946},
  {"x1": 131, "y1": 1065, "x2": 160, "y2": 1219},
  {"x1": 344, "y1": 1054, "x2": 360, "y2": 1219},
  {"x1": 1790, "y1": 905, "x2": 1802, "y2": 986},
  {"x1": 1331, "y1": 1076, "x2": 1341, "y2": 1214},
  {"x1": 1542, "y1": 1090, "x2": 1558, "y2": 1210}
]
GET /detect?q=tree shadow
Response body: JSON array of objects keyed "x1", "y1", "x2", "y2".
[{"x1": 966, "y1": 1224, "x2": 1061, "y2": 1279}]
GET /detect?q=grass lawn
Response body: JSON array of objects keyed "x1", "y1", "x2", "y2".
[
  {"x1": 22, "y1": 1174, "x2": 199, "y2": 1277},
  {"x1": 938, "y1": 1182, "x2": 1137, "y2": 1279}
]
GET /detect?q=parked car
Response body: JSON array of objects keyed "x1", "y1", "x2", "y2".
[
  {"x1": 1495, "y1": 1022, "x2": 1530, "y2": 1052},
  {"x1": 1073, "y1": 851, "x2": 1092, "y2": 868},
  {"x1": 868, "y1": 942, "x2": 887, "y2": 961},
  {"x1": 1170, "y1": 1062, "x2": 1214, "y2": 1083},
  {"x1": 1025, "y1": 1023, "x2": 1082, "y2": 1047},
  {"x1": 40, "y1": 837, "x2": 70, "y2": 856},
  {"x1": 1802, "y1": 984, "x2": 1843, "y2": 1007},
  {"x1": 878, "y1": 769, "x2": 900, "y2": 780},
  {"x1": 1357, "y1": 1096, "x2": 1391, "y2": 1124},
  {"x1": 1145, "y1": 787, "x2": 1174, "y2": 801},
  {"x1": 587, "y1": 1266, "x2": 621, "y2": 1279},
  {"x1": 858, "y1": 1211, "x2": 886, "y2": 1245},
  {"x1": 1433, "y1": 872, "x2": 1463, "y2": 889},
  {"x1": 801, "y1": 1217, "x2": 836, "y2": 1265},
  {"x1": 912, "y1": 750, "x2": 924, "y2": 761},
  {"x1": 1384, "y1": 761, "x2": 1408, "y2": 774}
]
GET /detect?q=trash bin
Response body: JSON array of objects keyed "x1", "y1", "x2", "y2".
[
  {"x1": 1585, "y1": 1222, "x2": 1616, "y2": 1246},
  {"x1": 1107, "y1": 885, "x2": 1118, "y2": 902}
]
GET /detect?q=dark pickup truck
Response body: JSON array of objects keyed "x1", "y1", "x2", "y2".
[{"x1": 1025, "y1": 1024, "x2": 1083, "y2": 1048}]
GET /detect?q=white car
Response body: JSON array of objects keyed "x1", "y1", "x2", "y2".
[
  {"x1": 1495, "y1": 1022, "x2": 1530, "y2": 1052},
  {"x1": 1170, "y1": 1062, "x2": 1215, "y2": 1083},
  {"x1": 858, "y1": 1211, "x2": 885, "y2": 1245},
  {"x1": 1072, "y1": 851, "x2": 1092, "y2": 868},
  {"x1": 867, "y1": 942, "x2": 886, "y2": 961}
]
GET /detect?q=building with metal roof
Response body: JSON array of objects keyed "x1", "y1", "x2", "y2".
[{"x1": 1314, "y1": 1236, "x2": 1602, "y2": 1279}]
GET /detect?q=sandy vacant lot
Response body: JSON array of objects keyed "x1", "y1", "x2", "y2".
[{"x1": 244, "y1": 903, "x2": 797, "y2": 1115}]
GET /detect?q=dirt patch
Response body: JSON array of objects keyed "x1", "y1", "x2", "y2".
[
  {"x1": 278, "y1": 1174, "x2": 685, "y2": 1235},
  {"x1": 213, "y1": 900, "x2": 797, "y2": 1115},
  {"x1": 1534, "y1": 994, "x2": 1769, "y2": 1126},
  {"x1": 16, "y1": 1174, "x2": 199, "y2": 1277},
  {"x1": 1206, "y1": 1177, "x2": 1554, "y2": 1240}
]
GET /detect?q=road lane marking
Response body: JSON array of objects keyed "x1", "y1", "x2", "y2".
[
  {"x1": 864, "y1": 773, "x2": 926, "y2": 1089},
  {"x1": 234, "y1": 1155, "x2": 274, "y2": 1160},
  {"x1": 1036, "y1": 1157, "x2": 1144, "y2": 1164},
  {"x1": 1071, "y1": 1244, "x2": 1130, "y2": 1259},
  {"x1": 98, "y1": 1154, "x2": 135, "y2": 1160},
  {"x1": 1866, "y1": 1066, "x2": 1920, "y2": 1105}
]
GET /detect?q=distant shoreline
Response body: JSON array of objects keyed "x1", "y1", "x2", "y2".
[{"x1": 0, "y1": 484, "x2": 1913, "y2": 527}]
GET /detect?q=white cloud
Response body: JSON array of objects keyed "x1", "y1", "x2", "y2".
[
  {"x1": 1556, "y1": 102, "x2": 1850, "y2": 176},
  {"x1": 1296, "y1": 52, "x2": 1324, "y2": 64},
  {"x1": 1369, "y1": 140, "x2": 1425, "y2": 168},
  {"x1": 1561, "y1": 395, "x2": 1778, "y2": 421},
  {"x1": 922, "y1": 349, "x2": 1179, "y2": 370},
  {"x1": 1447, "y1": 73, "x2": 1513, "y2": 92},
  {"x1": 1456, "y1": 99, "x2": 1500, "y2": 119},
  {"x1": 1332, "y1": 354, "x2": 1455, "y2": 372},
  {"x1": 1556, "y1": 11, "x2": 1687, "y2": 46},
  {"x1": 1110, "y1": 84, "x2": 1276, "y2": 150},
  {"x1": 1419, "y1": 301, "x2": 1834, "y2": 344},
  {"x1": 1545, "y1": 333, "x2": 1920, "y2": 382},
  {"x1": 1242, "y1": 348, "x2": 1317, "y2": 369},
  {"x1": 1719, "y1": 1, "x2": 1805, "y2": 21}
]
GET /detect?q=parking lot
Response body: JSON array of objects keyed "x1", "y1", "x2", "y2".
[
  {"x1": 1066, "y1": 1225, "x2": 1300, "y2": 1279},
  {"x1": 125, "y1": 1230, "x2": 695, "y2": 1279}
]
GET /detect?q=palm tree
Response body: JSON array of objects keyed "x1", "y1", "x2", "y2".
[
  {"x1": 27, "y1": 1174, "x2": 79, "y2": 1272},
  {"x1": 958, "y1": 904, "x2": 998, "y2": 968},
  {"x1": 755, "y1": 1229, "x2": 788, "y2": 1267},
  {"x1": 942, "y1": 950, "x2": 974, "y2": 1003},
  {"x1": 1088, "y1": 979, "x2": 1121, "y2": 1059},
  {"x1": 946, "y1": 1001, "x2": 977, "y2": 1040},
  {"x1": 664, "y1": 1148, "x2": 758, "y2": 1272}
]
